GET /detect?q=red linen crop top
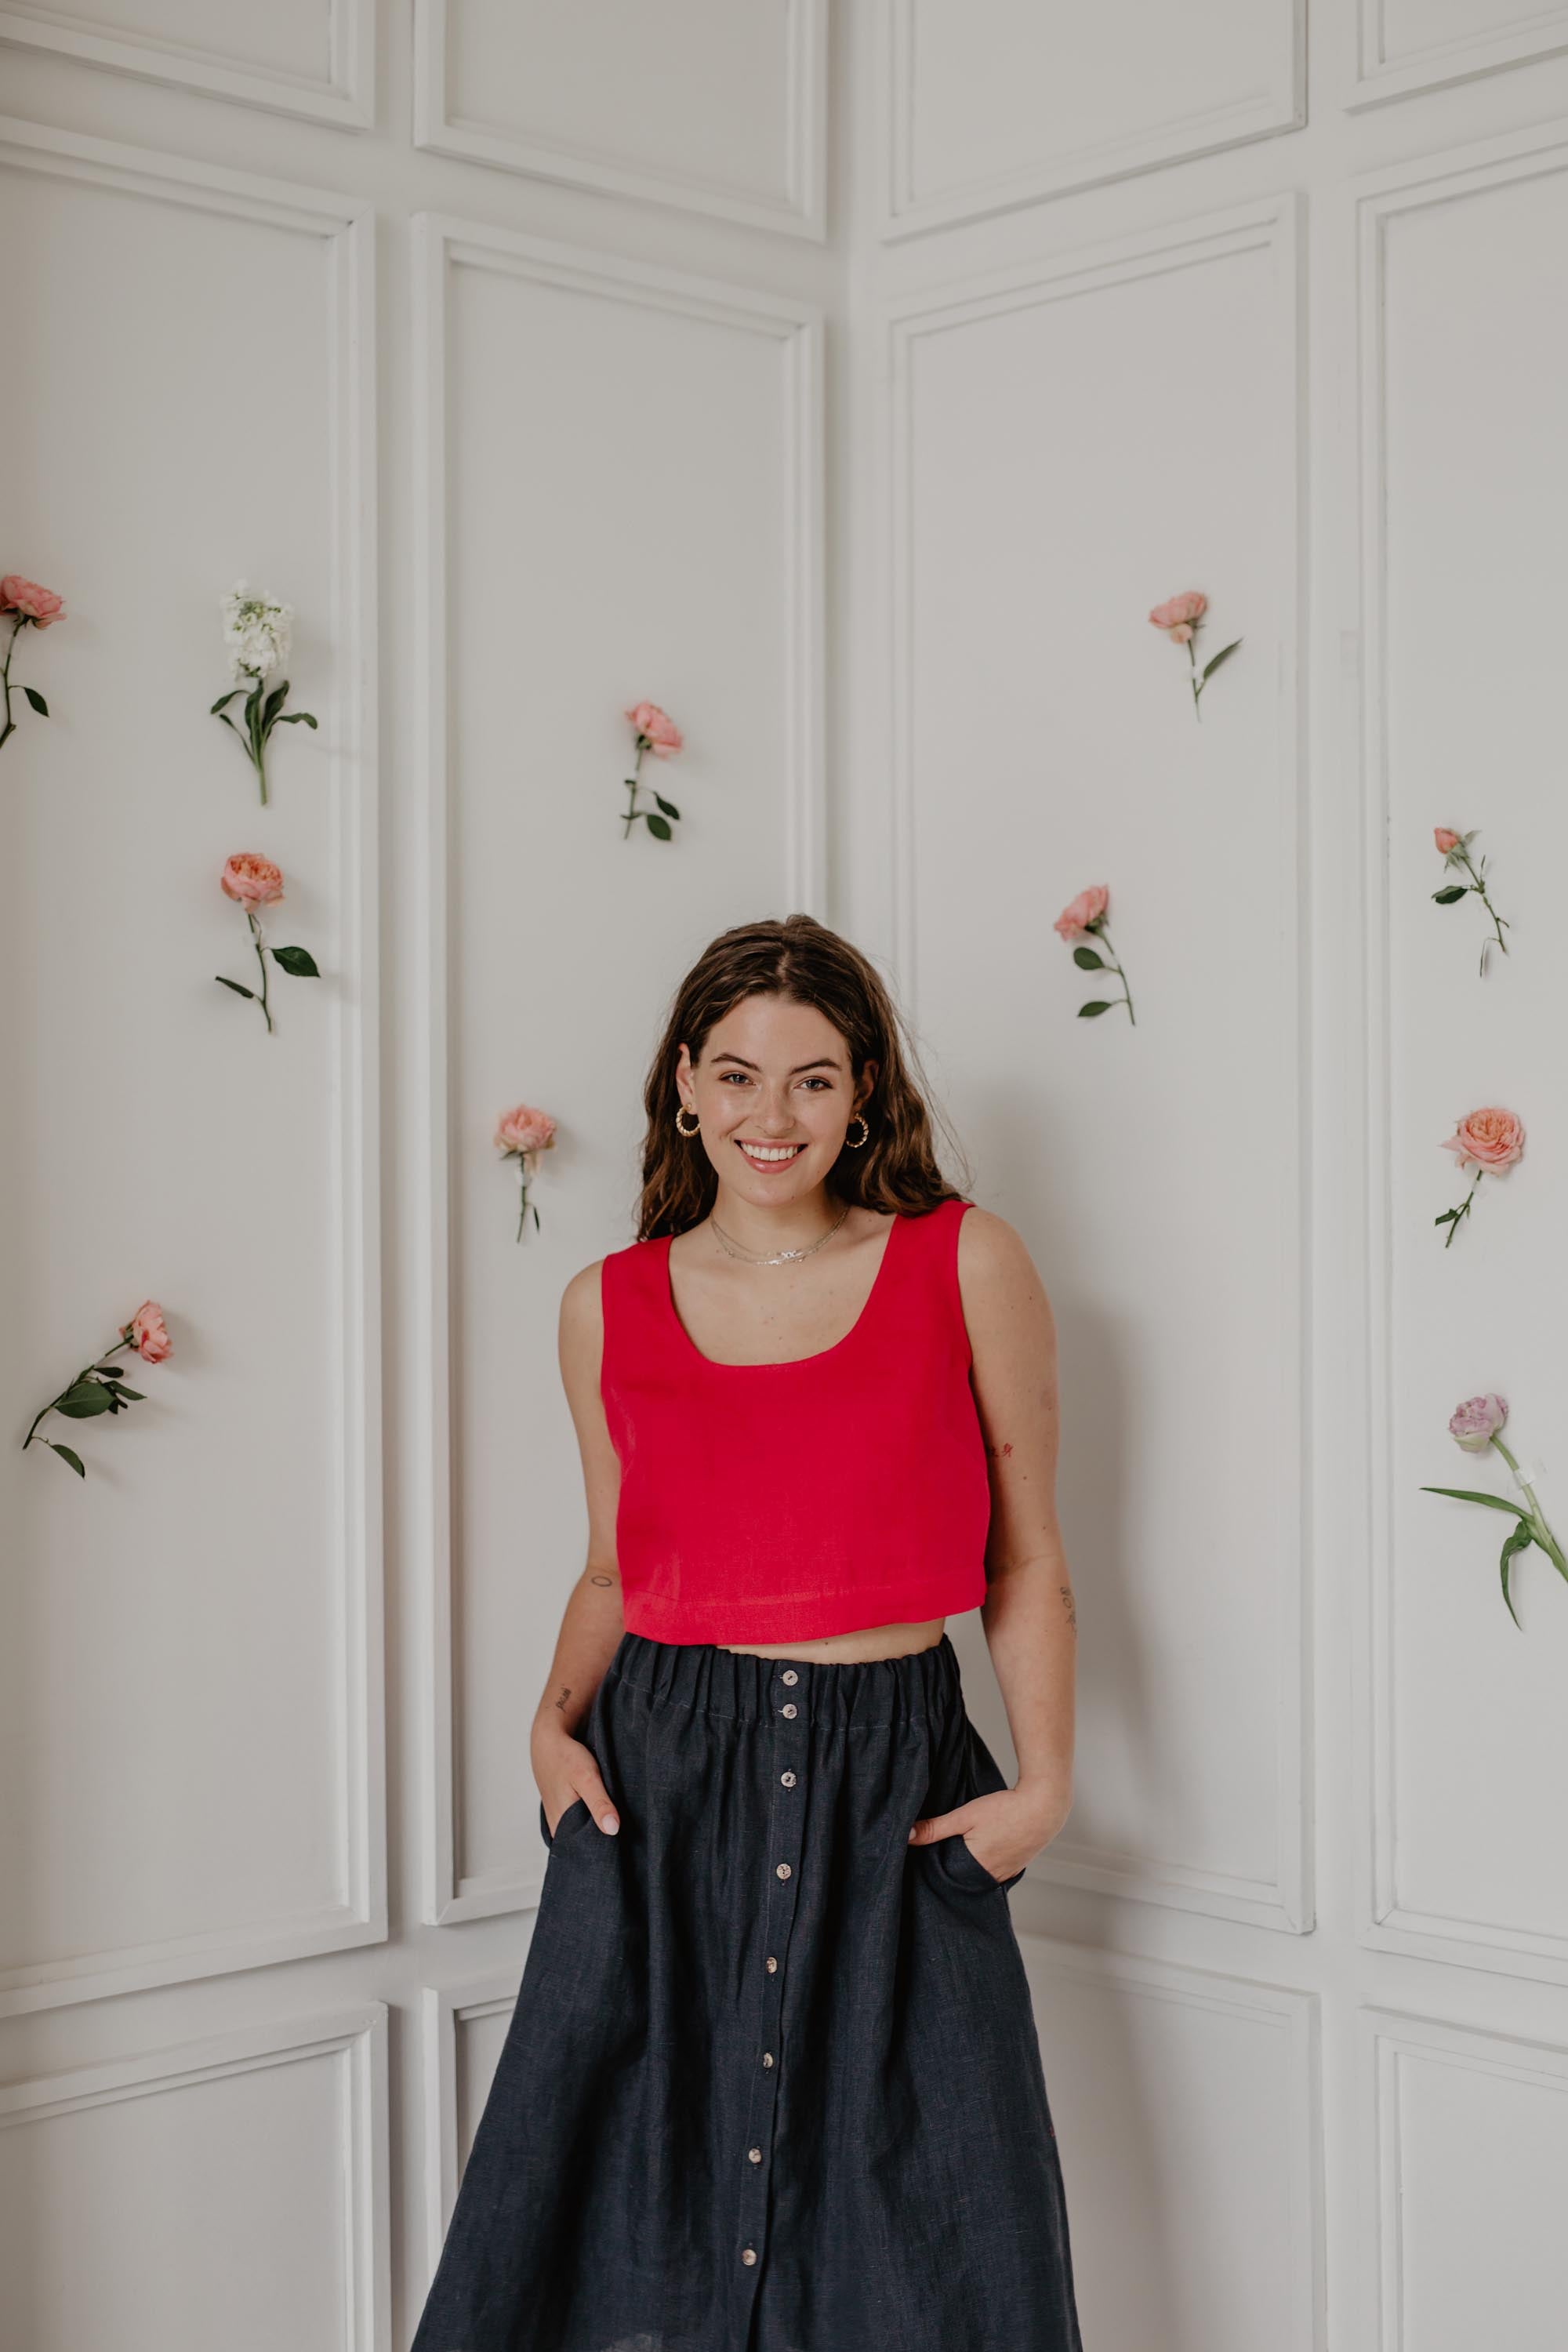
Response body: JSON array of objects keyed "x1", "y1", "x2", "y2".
[{"x1": 598, "y1": 1194, "x2": 992, "y2": 1645}]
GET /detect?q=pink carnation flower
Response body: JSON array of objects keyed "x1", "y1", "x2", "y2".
[
  {"x1": 128, "y1": 1300, "x2": 172, "y2": 1363},
  {"x1": 1148, "y1": 590, "x2": 1207, "y2": 643}
]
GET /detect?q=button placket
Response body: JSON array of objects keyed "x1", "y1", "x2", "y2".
[{"x1": 734, "y1": 1665, "x2": 808, "y2": 2314}]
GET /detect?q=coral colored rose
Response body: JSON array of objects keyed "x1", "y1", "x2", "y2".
[
  {"x1": 1149, "y1": 590, "x2": 1207, "y2": 636},
  {"x1": 129, "y1": 1301, "x2": 172, "y2": 1363},
  {"x1": 220, "y1": 851, "x2": 285, "y2": 906},
  {"x1": 1, "y1": 575, "x2": 65, "y2": 626},
  {"x1": 495, "y1": 1103, "x2": 558, "y2": 1156},
  {"x1": 1053, "y1": 885, "x2": 1109, "y2": 942},
  {"x1": 1433, "y1": 828, "x2": 1461, "y2": 855},
  {"x1": 1440, "y1": 1107, "x2": 1525, "y2": 1174},
  {"x1": 625, "y1": 702, "x2": 683, "y2": 757},
  {"x1": 1449, "y1": 1394, "x2": 1507, "y2": 1452}
]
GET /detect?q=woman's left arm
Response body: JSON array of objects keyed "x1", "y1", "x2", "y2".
[{"x1": 909, "y1": 1206, "x2": 1076, "y2": 1879}]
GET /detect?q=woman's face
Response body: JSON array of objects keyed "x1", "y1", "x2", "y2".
[{"x1": 676, "y1": 993, "x2": 873, "y2": 1205}]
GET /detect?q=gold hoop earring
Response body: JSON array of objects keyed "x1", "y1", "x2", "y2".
[
  {"x1": 844, "y1": 1113, "x2": 869, "y2": 1149},
  {"x1": 674, "y1": 1104, "x2": 700, "y2": 1138}
]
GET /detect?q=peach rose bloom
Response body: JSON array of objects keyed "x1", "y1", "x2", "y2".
[
  {"x1": 495, "y1": 1103, "x2": 558, "y2": 1156},
  {"x1": 129, "y1": 1300, "x2": 172, "y2": 1363},
  {"x1": 0, "y1": 575, "x2": 65, "y2": 626},
  {"x1": 1149, "y1": 590, "x2": 1207, "y2": 641},
  {"x1": 625, "y1": 701, "x2": 683, "y2": 757},
  {"x1": 1441, "y1": 1106, "x2": 1525, "y2": 1174},
  {"x1": 1433, "y1": 828, "x2": 1461, "y2": 854},
  {"x1": 220, "y1": 851, "x2": 285, "y2": 906},
  {"x1": 1054, "y1": 885, "x2": 1109, "y2": 942}
]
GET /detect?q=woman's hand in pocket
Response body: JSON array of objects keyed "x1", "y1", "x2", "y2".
[
  {"x1": 908, "y1": 1773, "x2": 1070, "y2": 1882},
  {"x1": 533, "y1": 1730, "x2": 620, "y2": 1837}
]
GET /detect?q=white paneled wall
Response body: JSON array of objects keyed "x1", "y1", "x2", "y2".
[{"x1": 3, "y1": 0, "x2": 1568, "y2": 2346}]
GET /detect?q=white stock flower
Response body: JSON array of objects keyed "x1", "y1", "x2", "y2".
[{"x1": 220, "y1": 582, "x2": 294, "y2": 681}]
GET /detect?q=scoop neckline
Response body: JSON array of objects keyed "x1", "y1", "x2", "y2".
[{"x1": 662, "y1": 1210, "x2": 906, "y2": 1370}]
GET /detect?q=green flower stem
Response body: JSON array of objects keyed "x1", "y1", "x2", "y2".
[
  {"x1": 1492, "y1": 1437, "x2": 1568, "y2": 1584},
  {"x1": 1096, "y1": 925, "x2": 1136, "y2": 1025},
  {"x1": 622, "y1": 740, "x2": 647, "y2": 837},
  {"x1": 248, "y1": 909, "x2": 274, "y2": 1033},
  {"x1": 21, "y1": 1334, "x2": 131, "y2": 1450},
  {"x1": 0, "y1": 614, "x2": 22, "y2": 751},
  {"x1": 1442, "y1": 1173, "x2": 1480, "y2": 1248},
  {"x1": 1452, "y1": 847, "x2": 1509, "y2": 967},
  {"x1": 1187, "y1": 640, "x2": 1201, "y2": 723}
]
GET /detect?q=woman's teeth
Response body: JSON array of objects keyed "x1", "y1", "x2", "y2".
[{"x1": 736, "y1": 1141, "x2": 804, "y2": 1166}]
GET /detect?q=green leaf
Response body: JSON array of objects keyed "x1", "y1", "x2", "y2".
[
  {"x1": 1200, "y1": 638, "x2": 1242, "y2": 681},
  {"x1": 644, "y1": 813, "x2": 673, "y2": 840},
  {"x1": 54, "y1": 1384, "x2": 114, "y2": 1420},
  {"x1": 1499, "y1": 1519, "x2": 1533, "y2": 1628},
  {"x1": 211, "y1": 690, "x2": 244, "y2": 714},
  {"x1": 270, "y1": 945, "x2": 320, "y2": 977},
  {"x1": 49, "y1": 1443, "x2": 86, "y2": 1478},
  {"x1": 215, "y1": 975, "x2": 256, "y2": 1000},
  {"x1": 108, "y1": 1384, "x2": 146, "y2": 1401},
  {"x1": 215, "y1": 712, "x2": 244, "y2": 739},
  {"x1": 653, "y1": 792, "x2": 681, "y2": 818},
  {"x1": 262, "y1": 683, "x2": 289, "y2": 728},
  {"x1": 23, "y1": 685, "x2": 49, "y2": 715},
  {"x1": 1077, "y1": 1000, "x2": 1113, "y2": 1018},
  {"x1": 1432, "y1": 885, "x2": 1468, "y2": 906},
  {"x1": 1418, "y1": 1485, "x2": 1530, "y2": 1519},
  {"x1": 1434, "y1": 1209, "x2": 1459, "y2": 1226},
  {"x1": 1073, "y1": 946, "x2": 1105, "y2": 970},
  {"x1": 274, "y1": 710, "x2": 318, "y2": 729}
]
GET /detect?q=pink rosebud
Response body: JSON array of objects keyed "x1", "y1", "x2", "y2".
[
  {"x1": 1440, "y1": 1107, "x2": 1525, "y2": 1174},
  {"x1": 624, "y1": 702, "x2": 683, "y2": 758},
  {"x1": 1449, "y1": 1394, "x2": 1507, "y2": 1451},
  {"x1": 128, "y1": 1301, "x2": 172, "y2": 1363},
  {"x1": 1149, "y1": 590, "x2": 1207, "y2": 635},
  {"x1": 1433, "y1": 828, "x2": 1461, "y2": 855},
  {"x1": 220, "y1": 851, "x2": 285, "y2": 906},
  {"x1": 0, "y1": 574, "x2": 65, "y2": 627},
  {"x1": 495, "y1": 1103, "x2": 558, "y2": 1156},
  {"x1": 1054, "y1": 885, "x2": 1109, "y2": 943}
]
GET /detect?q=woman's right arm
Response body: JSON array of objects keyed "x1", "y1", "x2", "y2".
[{"x1": 530, "y1": 1257, "x2": 627, "y2": 1838}]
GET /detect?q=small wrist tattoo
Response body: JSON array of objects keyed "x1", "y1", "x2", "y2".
[
  {"x1": 553, "y1": 1684, "x2": 572, "y2": 1713},
  {"x1": 1059, "y1": 1585, "x2": 1077, "y2": 1633},
  {"x1": 590, "y1": 1573, "x2": 613, "y2": 1588}
]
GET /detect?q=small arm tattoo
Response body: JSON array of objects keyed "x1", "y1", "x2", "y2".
[
  {"x1": 1059, "y1": 1584, "x2": 1077, "y2": 1633},
  {"x1": 553, "y1": 1684, "x2": 572, "y2": 1712},
  {"x1": 590, "y1": 1573, "x2": 613, "y2": 1587}
]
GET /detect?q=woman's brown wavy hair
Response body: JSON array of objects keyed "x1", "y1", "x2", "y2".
[{"x1": 631, "y1": 913, "x2": 974, "y2": 1240}]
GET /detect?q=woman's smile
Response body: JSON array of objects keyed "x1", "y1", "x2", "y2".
[{"x1": 734, "y1": 1139, "x2": 808, "y2": 1171}]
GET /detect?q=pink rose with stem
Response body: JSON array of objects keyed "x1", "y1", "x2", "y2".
[
  {"x1": 21, "y1": 1300, "x2": 171, "y2": 1479},
  {"x1": 1148, "y1": 589, "x2": 1241, "y2": 722},
  {"x1": 496, "y1": 1103, "x2": 558, "y2": 1240},
  {"x1": 1435, "y1": 1106, "x2": 1525, "y2": 1247},
  {"x1": 215, "y1": 852, "x2": 320, "y2": 1033},
  {"x1": 622, "y1": 702, "x2": 683, "y2": 842},
  {"x1": 1054, "y1": 885, "x2": 1134, "y2": 1024},
  {"x1": 1421, "y1": 1395, "x2": 1568, "y2": 1627},
  {"x1": 0, "y1": 573, "x2": 65, "y2": 754},
  {"x1": 1431, "y1": 826, "x2": 1510, "y2": 976}
]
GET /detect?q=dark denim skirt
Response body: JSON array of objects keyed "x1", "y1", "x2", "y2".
[{"x1": 411, "y1": 1630, "x2": 1083, "y2": 2352}]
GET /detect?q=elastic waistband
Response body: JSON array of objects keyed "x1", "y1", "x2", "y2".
[{"x1": 605, "y1": 1629, "x2": 963, "y2": 1728}]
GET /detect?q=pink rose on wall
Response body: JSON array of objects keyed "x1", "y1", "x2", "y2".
[
  {"x1": 215, "y1": 851, "x2": 320, "y2": 1032},
  {"x1": 622, "y1": 702, "x2": 684, "y2": 841},
  {"x1": 496, "y1": 1102, "x2": 558, "y2": 1240},
  {"x1": 1, "y1": 572, "x2": 65, "y2": 753},
  {"x1": 1148, "y1": 589, "x2": 1241, "y2": 721},
  {"x1": 1421, "y1": 1396, "x2": 1568, "y2": 1627},
  {"x1": 1436, "y1": 1106, "x2": 1524, "y2": 1247},
  {"x1": 1431, "y1": 826, "x2": 1510, "y2": 976},
  {"x1": 21, "y1": 1300, "x2": 172, "y2": 1479},
  {"x1": 1054, "y1": 886, "x2": 1134, "y2": 1024}
]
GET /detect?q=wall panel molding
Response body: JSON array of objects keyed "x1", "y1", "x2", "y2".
[
  {"x1": 1344, "y1": 0, "x2": 1568, "y2": 111},
  {"x1": 412, "y1": 212, "x2": 823, "y2": 1924},
  {"x1": 0, "y1": 116, "x2": 384, "y2": 2016},
  {"x1": 876, "y1": 0, "x2": 1305, "y2": 241},
  {"x1": 412, "y1": 0, "x2": 827, "y2": 241},
  {"x1": 0, "y1": 2004, "x2": 390, "y2": 2350},
  {"x1": 0, "y1": 0, "x2": 373, "y2": 128},
  {"x1": 1356, "y1": 122, "x2": 1568, "y2": 1991}
]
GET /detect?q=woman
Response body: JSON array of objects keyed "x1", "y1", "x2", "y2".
[{"x1": 412, "y1": 914, "x2": 1083, "y2": 2352}]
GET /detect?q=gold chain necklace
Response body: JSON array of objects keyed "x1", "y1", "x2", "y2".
[{"x1": 709, "y1": 1201, "x2": 851, "y2": 1266}]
